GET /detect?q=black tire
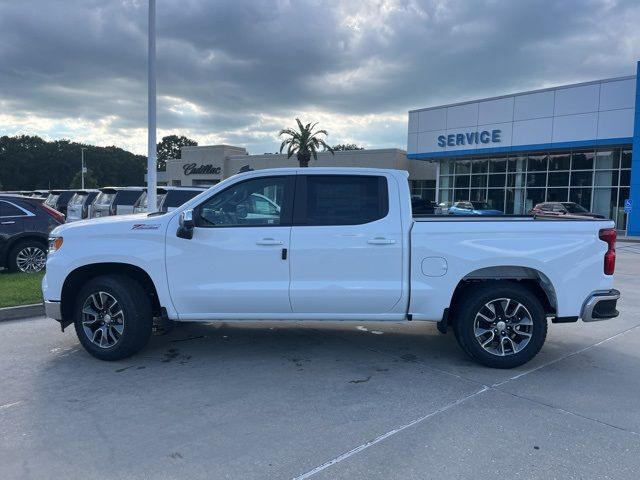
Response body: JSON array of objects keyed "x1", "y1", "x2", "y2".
[
  {"x1": 73, "y1": 275, "x2": 152, "y2": 361},
  {"x1": 7, "y1": 240, "x2": 47, "y2": 273},
  {"x1": 453, "y1": 281, "x2": 547, "y2": 369}
]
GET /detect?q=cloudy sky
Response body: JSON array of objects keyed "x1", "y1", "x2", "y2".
[{"x1": 1, "y1": 0, "x2": 639, "y2": 155}]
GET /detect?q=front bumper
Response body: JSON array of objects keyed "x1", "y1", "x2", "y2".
[
  {"x1": 44, "y1": 300, "x2": 62, "y2": 321},
  {"x1": 581, "y1": 289, "x2": 620, "y2": 322}
]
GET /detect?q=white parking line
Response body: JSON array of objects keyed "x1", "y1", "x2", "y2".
[
  {"x1": 292, "y1": 386, "x2": 489, "y2": 480},
  {"x1": 0, "y1": 401, "x2": 22, "y2": 410},
  {"x1": 492, "y1": 323, "x2": 640, "y2": 387}
]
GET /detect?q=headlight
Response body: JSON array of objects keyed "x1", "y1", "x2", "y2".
[{"x1": 48, "y1": 237, "x2": 64, "y2": 253}]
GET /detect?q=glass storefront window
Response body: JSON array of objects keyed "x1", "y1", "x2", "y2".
[
  {"x1": 569, "y1": 188, "x2": 591, "y2": 209},
  {"x1": 506, "y1": 173, "x2": 525, "y2": 188},
  {"x1": 455, "y1": 160, "x2": 471, "y2": 175},
  {"x1": 525, "y1": 188, "x2": 545, "y2": 211},
  {"x1": 593, "y1": 188, "x2": 618, "y2": 220},
  {"x1": 440, "y1": 189, "x2": 453, "y2": 204},
  {"x1": 549, "y1": 154, "x2": 570, "y2": 171},
  {"x1": 471, "y1": 175, "x2": 487, "y2": 188},
  {"x1": 548, "y1": 171, "x2": 569, "y2": 186},
  {"x1": 507, "y1": 156, "x2": 526, "y2": 173},
  {"x1": 546, "y1": 188, "x2": 568, "y2": 202},
  {"x1": 470, "y1": 189, "x2": 486, "y2": 202},
  {"x1": 455, "y1": 175, "x2": 470, "y2": 189},
  {"x1": 453, "y1": 189, "x2": 470, "y2": 202},
  {"x1": 570, "y1": 171, "x2": 592, "y2": 187},
  {"x1": 490, "y1": 158, "x2": 507, "y2": 173},
  {"x1": 526, "y1": 172, "x2": 546, "y2": 187},
  {"x1": 487, "y1": 189, "x2": 505, "y2": 212},
  {"x1": 620, "y1": 170, "x2": 631, "y2": 186},
  {"x1": 595, "y1": 171, "x2": 618, "y2": 187},
  {"x1": 436, "y1": 146, "x2": 629, "y2": 220},
  {"x1": 488, "y1": 174, "x2": 506, "y2": 188},
  {"x1": 471, "y1": 159, "x2": 488, "y2": 173},
  {"x1": 571, "y1": 151, "x2": 594, "y2": 170},
  {"x1": 527, "y1": 155, "x2": 548, "y2": 171},
  {"x1": 595, "y1": 151, "x2": 618, "y2": 170}
]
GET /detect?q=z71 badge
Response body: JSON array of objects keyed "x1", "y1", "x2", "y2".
[{"x1": 131, "y1": 224, "x2": 161, "y2": 230}]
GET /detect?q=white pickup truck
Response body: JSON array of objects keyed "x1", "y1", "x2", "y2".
[{"x1": 42, "y1": 168, "x2": 620, "y2": 368}]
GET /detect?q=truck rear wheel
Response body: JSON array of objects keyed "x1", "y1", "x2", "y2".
[
  {"x1": 73, "y1": 275, "x2": 152, "y2": 361},
  {"x1": 453, "y1": 282, "x2": 547, "y2": 369}
]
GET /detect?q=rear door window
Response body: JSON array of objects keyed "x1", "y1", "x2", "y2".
[
  {"x1": 115, "y1": 190, "x2": 143, "y2": 205},
  {"x1": 295, "y1": 175, "x2": 388, "y2": 226},
  {"x1": 163, "y1": 190, "x2": 203, "y2": 209},
  {"x1": 94, "y1": 192, "x2": 116, "y2": 206}
]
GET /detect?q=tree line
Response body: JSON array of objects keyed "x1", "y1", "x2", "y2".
[
  {"x1": 0, "y1": 135, "x2": 147, "y2": 191},
  {"x1": 0, "y1": 134, "x2": 201, "y2": 191}
]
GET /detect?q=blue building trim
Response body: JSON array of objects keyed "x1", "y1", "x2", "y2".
[
  {"x1": 407, "y1": 137, "x2": 634, "y2": 160},
  {"x1": 628, "y1": 61, "x2": 640, "y2": 236}
]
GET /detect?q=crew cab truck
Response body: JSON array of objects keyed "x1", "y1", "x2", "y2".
[{"x1": 42, "y1": 168, "x2": 620, "y2": 368}]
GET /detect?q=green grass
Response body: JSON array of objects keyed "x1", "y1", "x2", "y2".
[{"x1": 0, "y1": 271, "x2": 45, "y2": 308}]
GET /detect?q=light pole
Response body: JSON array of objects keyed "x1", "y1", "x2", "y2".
[
  {"x1": 147, "y1": 0, "x2": 157, "y2": 212},
  {"x1": 81, "y1": 147, "x2": 87, "y2": 189}
]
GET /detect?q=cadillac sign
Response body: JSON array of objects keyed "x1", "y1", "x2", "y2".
[{"x1": 183, "y1": 163, "x2": 222, "y2": 175}]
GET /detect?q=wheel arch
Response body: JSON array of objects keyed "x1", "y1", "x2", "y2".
[
  {"x1": 60, "y1": 263, "x2": 162, "y2": 329},
  {"x1": 4, "y1": 233, "x2": 48, "y2": 266},
  {"x1": 448, "y1": 266, "x2": 557, "y2": 324}
]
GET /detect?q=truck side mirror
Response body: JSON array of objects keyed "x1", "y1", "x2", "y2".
[{"x1": 177, "y1": 209, "x2": 195, "y2": 239}]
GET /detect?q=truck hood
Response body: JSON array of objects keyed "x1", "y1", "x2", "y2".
[{"x1": 50, "y1": 212, "x2": 170, "y2": 237}]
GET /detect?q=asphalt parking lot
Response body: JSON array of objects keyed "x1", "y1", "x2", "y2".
[{"x1": 1, "y1": 244, "x2": 640, "y2": 480}]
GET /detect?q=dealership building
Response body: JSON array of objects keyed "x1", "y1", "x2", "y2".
[
  {"x1": 158, "y1": 145, "x2": 438, "y2": 200},
  {"x1": 407, "y1": 63, "x2": 640, "y2": 234}
]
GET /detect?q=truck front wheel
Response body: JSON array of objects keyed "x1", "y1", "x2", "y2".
[
  {"x1": 73, "y1": 275, "x2": 153, "y2": 361},
  {"x1": 453, "y1": 282, "x2": 547, "y2": 369}
]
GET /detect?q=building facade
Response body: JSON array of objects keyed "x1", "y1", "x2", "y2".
[
  {"x1": 159, "y1": 145, "x2": 438, "y2": 199},
  {"x1": 407, "y1": 62, "x2": 640, "y2": 234}
]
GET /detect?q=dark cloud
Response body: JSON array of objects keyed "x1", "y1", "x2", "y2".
[{"x1": 0, "y1": 0, "x2": 638, "y2": 154}]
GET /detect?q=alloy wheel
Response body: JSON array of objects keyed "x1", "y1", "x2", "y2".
[
  {"x1": 16, "y1": 246, "x2": 46, "y2": 273},
  {"x1": 81, "y1": 292, "x2": 125, "y2": 349},
  {"x1": 473, "y1": 298, "x2": 533, "y2": 356}
]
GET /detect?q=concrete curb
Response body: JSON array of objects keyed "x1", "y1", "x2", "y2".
[{"x1": 0, "y1": 303, "x2": 45, "y2": 322}]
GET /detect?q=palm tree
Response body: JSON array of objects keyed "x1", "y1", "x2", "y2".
[{"x1": 279, "y1": 119, "x2": 334, "y2": 167}]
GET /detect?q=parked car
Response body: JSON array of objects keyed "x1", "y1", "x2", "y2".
[
  {"x1": 411, "y1": 198, "x2": 437, "y2": 215},
  {"x1": 529, "y1": 202, "x2": 606, "y2": 219},
  {"x1": 133, "y1": 187, "x2": 207, "y2": 214},
  {"x1": 44, "y1": 168, "x2": 619, "y2": 369},
  {"x1": 90, "y1": 187, "x2": 144, "y2": 218},
  {"x1": 44, "y1": 190, "x2": 76, "y2": 218},
  {"x1": 66, "y1": 190, "x2": 100, "y2": 222},
  {"x1": 448, "y1": 201, "x2": 504, "y2": 215},
  {"x1": 0, "y1": 195, "x2": 64, "y2": 272}
]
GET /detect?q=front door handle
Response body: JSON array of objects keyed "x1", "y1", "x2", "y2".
[
  {"x1": 1, "y1": 221, "x2": 15, "y2": 225},
  {"x1": 367, "y1": 237, "x2": 396, "y2": 245},
  {"x1": 256, "y1": 238, "x2": 284, "y2": 246}
]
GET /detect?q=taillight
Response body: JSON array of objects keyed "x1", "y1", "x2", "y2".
[
  {"x1": 599, "y1": 228, "x2": 616, "y2": 275},
  {"x1": 41, "y1": 203, "x2": 65, "y2": 224}
]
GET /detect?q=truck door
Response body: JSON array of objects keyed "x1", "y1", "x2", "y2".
[
  {"x1": 165, "y1": 175, "x2": 295, "y2": 318},
  {"x1": 289, "y1": 174, "x2": 404, "y2": 314}
]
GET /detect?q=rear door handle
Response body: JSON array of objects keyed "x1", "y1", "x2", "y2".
[
  {"x1": 1, "y1": 221, "x2": 15, "y2": 225},
  {"x1": 367, "y1": 237, "x2": 396, "y2": 245},
  {"x1": 256, "y1": 238, "x2": 284, "y2": 246}
]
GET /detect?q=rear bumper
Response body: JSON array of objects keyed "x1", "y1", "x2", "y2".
[
  {"x1": 581, "y1": 289, "x2": 620, "y2": 322},
  {"x1": 44, "y1": 300, "x2": 62, "y2": 321}
]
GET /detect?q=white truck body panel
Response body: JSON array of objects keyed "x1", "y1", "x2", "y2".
[{"x1": 43, "y1": 168, "x2": 615, "y2": 326}]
